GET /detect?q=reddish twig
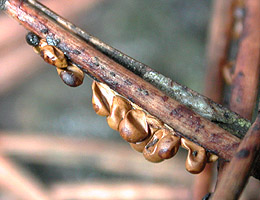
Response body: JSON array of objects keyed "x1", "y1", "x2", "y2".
[
  {"x1": 0, "y1": 0, "x2": 102, "y2": 94},
  {"x1": 0, "y1": 132, "x2": 191, "y2": 182},
  {"x1": 204, "y1": 0, "x2": 234, "y2": 104},
  {"x1": 193, "y1": 0, "x2": 235, "y2": 198},
  {"x1": 192, "y1": 164, "x2": 214, "y2": 200},
  {"x1": 0, "y1": 154, "x2": 50, "y2": 200},
  {"x1": 213, "y1": 0, "x2": 260, "y2": 197},
  {"x1": 1, "y1": 0, "x2": 260, "y2": 179},
  {"x1": 1, "y1": 0, "x2": 241, "y2": 161},
  {"x1": 212, "y1": 108, "x2": 260, "y2": 199},
  {"x1": 21, "y1": 0, "x2": 251, "y2": 139},
  {"x1": 229, "y1": 0, "x2": 260, "y2": 120}
]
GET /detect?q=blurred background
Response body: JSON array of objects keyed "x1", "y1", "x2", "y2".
[{"x1": 0, "y1": 0, "x2": 256, "y2": 199}]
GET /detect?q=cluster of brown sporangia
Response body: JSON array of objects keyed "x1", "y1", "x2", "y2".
[
  {"x1": 26, "y1": 32, "x2": 85, "y2": 87},
  {"x1": 92, "y1": 81, "x2": 218, "y2": 174},
  {"x1": 26, "y1": 32, "x2": 218, "y2": 174}
]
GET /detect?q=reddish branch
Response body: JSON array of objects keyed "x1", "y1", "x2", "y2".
[
  {"x1": 193, "y1": 1, "x2": 235, "y2": 198},
  {"x1": 25, "y1": 0, "x2": 251, "y2": 139},
  {"x1": 212, "y1": 0, "x2": 260, "y2": 197},
  {"x1": 212, "y1": 109, "x2": 260, "y2": 199},
  {"x1": 0, "y1": 155, "x2": 49, "y2": 200},
  {"x1": 1, "y1": 0, "x2": 259, "y2": 179},
  {"x1": 204, "y1": 0, "x2": 234, "y2": 104},
  {"x1": 229, "y1": 0, "x2": 260, "y2": 120}
]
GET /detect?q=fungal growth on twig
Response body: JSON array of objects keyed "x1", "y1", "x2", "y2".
[
  {"x1": 107, "y1": 96, "x2": 132, "y2": 131},
  {"x1": 119, "y1": 109, "x2": 149, "y2": 143},
  {"x1": 25, "y1": 31, "x2": 218, "y2": 174},
  {"x1": 26, "y1": 32, "x2": 84, "y2": 87},
  {"x1": 56, "y1": 65, "x2": 84, "y2": 87},
  {"x1": 91, "y1": 80, "x2": 218, "y2": 174},
  {"x1": 25, "y1": 30, "x2": 219, "y2": 174},
  {"x1": 181, "y1": 138, "x2": 207, "y2": 174},
  {"x1": 143, "y1": 129, "x2": 180, "y2": 163}
]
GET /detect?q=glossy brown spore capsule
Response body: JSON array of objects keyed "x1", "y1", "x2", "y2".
[
  {"x1": 107, "y1": 96, "x2": 132, "y2": 130},
  {"x1": 56, "y1": 64, "x2": 84, "y2": 87},
  {"x1": 26, "y1": 32, "x2": 67, "y2": 69},
  {"x1": 156, "y1": 132, "x2": 180, "y2": 160},
  {"x1": 146, "y1": 115, "x2": 164, "y2": 134},
  {"x1": 92, "y1": 81, "x2": 110, "y2": 116},
  {"x1": 143, "y1": 129, "x2": 180, "y2": 163},
  {"x1": 94, "y1": 82, "x2": 115, "y2": 106},
  {"x1": 119, "y1": 109, "x2": 149, "y2": 143},
  {"x1": 38, "y1": 40, "x2": 68, "y2": 69},
  {"x1": 181, "y1": 138, "x2": 207, "y2": 174},
  {"x1": 130, "y1": 134, "x2": 153, "y2": 153},
  {"x1": 130, "y1": 115, "x2": 164, "y2": 153}
]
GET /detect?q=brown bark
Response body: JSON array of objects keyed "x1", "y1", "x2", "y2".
[
  {"x1": 2, "y1": 0, "x2": 240, "y2": 161},
  {"x1": 212, "y1": 110, "x2": 260, "y2": 200},
  {"x1": 1, "y1": 0, "x2": 260, "y2": 179},
  {"x1": 204, "y1": 0, "x2": 234, "y2": 104},
  {"x1": 193, "y1": 0, "x2": 234, "y2": 198},
  {"x1": 0, "y1": 0, "x2": 102, "y2": 95},
  {"x1": 25, "y1": 0, "x2": 251, "y2": 139},
  {"x1": 229, "y1": 0, "x2": 260, "y2": 120},
  {"x1": 212, "y1": 1, "x2": 260, "y2": 198}
]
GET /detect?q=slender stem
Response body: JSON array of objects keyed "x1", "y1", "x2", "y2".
[
  {"x1": 23, "y1": 0, "x2": 251, "y2": 139},
  {"x1": 204, "y1": 0, "x2": 234, "y2": 104},
  {"x1": 1, "y1": 0, "x2": 240, "y2": 160},
  {"x1": 214, "y1": 0, "x2": 260, "y2": 196},
  {"x1": 0, "y1": 154, "x2": 49, "y2": 200},
  {"x1": 214, "y1": 0, "x2": 243, "y2": 187},
  {"x1": 192, "y1": 164, "x2": 214, "y2": 200},
  {"x1": 212, "y1": 109, "x2": 260, "y2": 199},
  {"x1": 1, "y1": 0, "x2": 260, "y2": 179},
  {"x1": 0, "y1": 132, "x2": 191, "y2": 182},
  {"x1": 193, "y1": 1, "x2": 234, "y2": 198},
  {"x1": 229, "y1": 0, "x2": 260, "y2": 120}
]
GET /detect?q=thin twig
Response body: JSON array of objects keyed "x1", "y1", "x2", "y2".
[
  {"x1": 0, "y1": 154, "x2": 50, "y2": 200},
  {"x1": 25, "y1": 0, "x2": 252, "y2": 138},
  {"x1": 218, "y1": 0, "x2": 260, "y2": 189},
  {"x1": 0, "y1": 0, "x2": 102, "y2": 95},
  {"x1": 0, "y1": 132, "x2": 191, "y2": 183},
  {"x1": 229, "y1": 0, "x2": 260, "y2": 120},
  {"x1": 193, "y1": 0, "x2": 235, "y2": 198},
  {"x1": 204, "y1": 0, "x2": 234, "y2": 104},
  {"x1": 1, "y1": 0, "x2": 241, "y2": 161},
  {"x1": 1, "y1": 0, "x2": 260, "y2": 179},
  {"x1": 214, "y1": 0, "x2": 260, "y2": 196},
  {"x1": 211, "y1": 106, "x2": 260, "y2": 199}
]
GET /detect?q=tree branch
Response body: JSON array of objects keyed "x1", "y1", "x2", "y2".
[
  {"x1": 26, "y1": 0, "x2": 251, "y2": 139},
  {"x1": 0, "y1": 154, "x2": 49, "y2": 200},
  {"x1": 212, "y1": 107, "x2": 260, "y2": 199},
  {"x1": 213, "y1": 0, "x2": 260, "y2": 194},
  {"x1": 193, "y1": 0, "x2": 235, "y2": 198},
  {"x1": 229, "y1": 0, "x2": 260, "y2": 120},
  {"x1": 1, "y1": 0, "x2": 259, "y2": 179}
]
